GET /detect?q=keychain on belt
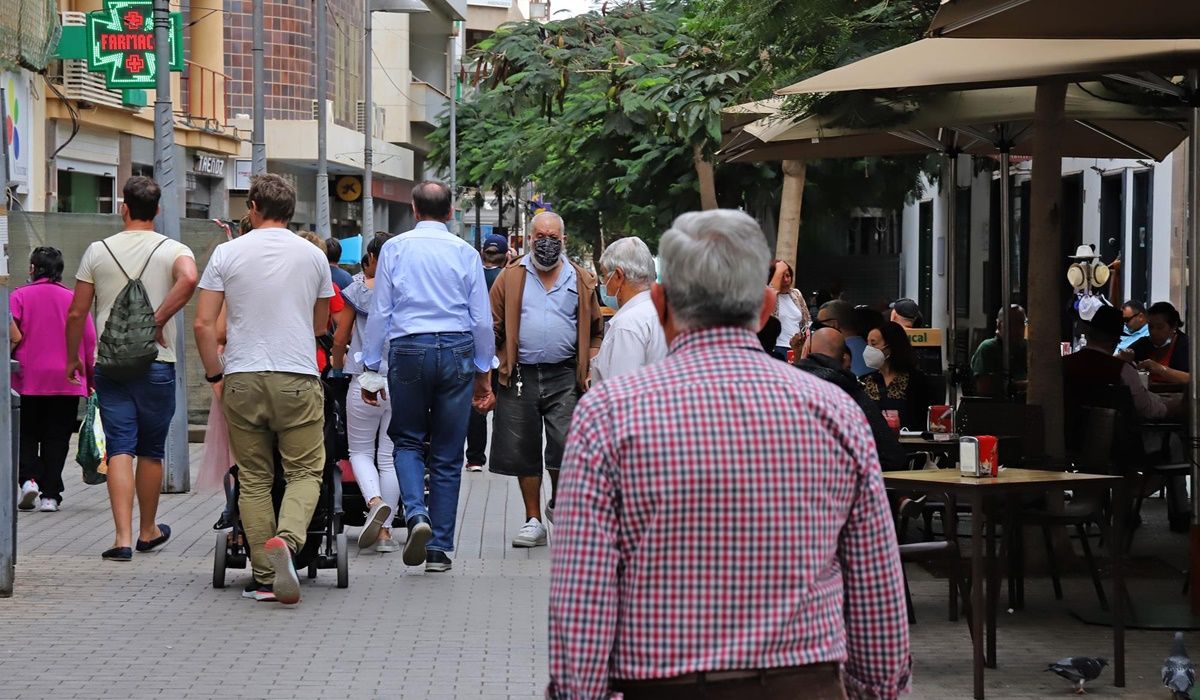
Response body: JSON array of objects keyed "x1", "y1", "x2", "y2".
[{"x1": 515, "y1": 365, "x2": 524, "y2": 398}]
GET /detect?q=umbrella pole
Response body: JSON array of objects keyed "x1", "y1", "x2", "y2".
[
  {"x1": 1188, "y1": 71, "x2": 1200, "y2": 615},
  {"x1": 1000, "y1": 147, "x2": 1013, "y2": 396},
  {"x1": 946, "y1": 152, "x2": 959, "y2": 406}
]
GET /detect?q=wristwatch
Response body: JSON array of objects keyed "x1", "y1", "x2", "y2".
[{"x1": 205, "y1": 372, "x2": 224, "y2": 384}]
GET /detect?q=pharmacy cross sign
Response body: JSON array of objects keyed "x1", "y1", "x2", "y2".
[{"x1": 85, "y1": 0, "x2": 183, "y2": 90}]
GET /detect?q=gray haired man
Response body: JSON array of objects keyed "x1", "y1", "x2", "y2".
[
  {"x1": 591, "y1": 237, "x2": 668, "y2": 384},
  {"x1": 549, "y1": 210, "x2": 910, "y2": 698}
]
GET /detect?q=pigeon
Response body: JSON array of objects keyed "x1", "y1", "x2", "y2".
[
  {"x1": 1163, "y1": 632, "x2": 1196, "y2": 700},
  {"x1": 1046, "y1": 657, "x2": 1108, "y2": 694}
]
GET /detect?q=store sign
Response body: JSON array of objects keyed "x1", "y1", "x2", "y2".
[
  {"x1": 86, "y1": 0, "x2": 183, "y2": 90},
  {"x1": 232, "y1": 159, "x2": 251, "y2": 190},
  {"x1": 194, "y1": 152, "x2": 225, "y2": 177}
]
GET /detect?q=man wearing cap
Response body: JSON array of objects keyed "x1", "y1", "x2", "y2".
[
  {"x1": 1063, "y1": 304, "x2": 1168, "y2": 423},
  {"x1": 465, "y1": 234, "x2": 509, "y2": 472},
  {"x1": 889, "y1": 298, "x2": 923, "y2": 329}
]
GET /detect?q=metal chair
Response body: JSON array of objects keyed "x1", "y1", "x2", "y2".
[{"x1": 1015, "y1": 406, "x2": 1122, "y2": 611}]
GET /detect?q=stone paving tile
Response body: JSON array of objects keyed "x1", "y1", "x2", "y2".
[{"x1": 1, "y1": 444, "x2": 1195, "y2": 698}]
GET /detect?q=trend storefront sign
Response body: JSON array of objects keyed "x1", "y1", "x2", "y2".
[{"x1": 86, "y1": 0, "x2": 183, "y2": 90}]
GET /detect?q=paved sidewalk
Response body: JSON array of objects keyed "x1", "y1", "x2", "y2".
[
  {"x1": 1, "y1": 446, "x2": 549, "y2": 700},
  {"x1": 0, "y1": 445, "x2": 1194, "y2": 698}
]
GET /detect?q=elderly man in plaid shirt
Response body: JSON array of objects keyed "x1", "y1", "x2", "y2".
[{"x1": 548, "y1": 210, "x2": 911, "y2": 700}]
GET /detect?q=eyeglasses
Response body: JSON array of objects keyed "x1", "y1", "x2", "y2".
[{"x1": 812, "y1": 319, "x2": 837, "y2": 333}]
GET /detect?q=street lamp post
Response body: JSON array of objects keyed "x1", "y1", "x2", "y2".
[
  {"x1": 315, "y1": 0, "x2": 331, "y2": 238},
  {"x1": 364, "y1": 0, "x2": 429, "y2": 238},
  {"x1": 251, "y1": 0, "x2": 266, "y2": 175}
]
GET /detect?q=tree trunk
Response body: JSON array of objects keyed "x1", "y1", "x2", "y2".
[
  {"x1": 1028, "y1": 82, "x2": 1068, "y2": 461},
  {"x1": 693, "y1": 143, "x2": 718, "y2": 210},
  {"x1": 776, "y1": 159, "x2": 807, "y2": 266}
]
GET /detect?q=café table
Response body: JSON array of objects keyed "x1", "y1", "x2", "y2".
[{"x1": 882, "y1": 468, "x2": 1127, "y2": 700}]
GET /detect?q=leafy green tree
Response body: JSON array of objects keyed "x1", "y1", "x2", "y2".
[
  {"x1": 689, "y1": 0, "x2": 940, "y2": 263},
  {"x1": 431, "y1": 1, "x2": 768, "y2": 261}
]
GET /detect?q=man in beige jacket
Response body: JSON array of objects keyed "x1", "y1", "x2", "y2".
[{"x1": 489, "y1": 212, "x2": 604, "y2": 547}]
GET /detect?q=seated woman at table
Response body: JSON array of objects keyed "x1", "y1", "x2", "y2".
[
  {"x1": 862, "y1": 321, "x2": 931, "y2": 431},
  {"x1": 1124, "y1": 301, "x2": 1189, "y2": 385}
]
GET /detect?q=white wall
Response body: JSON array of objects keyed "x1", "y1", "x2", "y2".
[
  {"x1": 901, "y1": 186, "x2": 921, "y2": 303},
  {"x1": 1152, "y1": 152, "x2": 1175, "y2": 303},
  {"x1": 967, "y1": 165, "x2": 991, "y2": 329},
  {"x1": 374, "y1": 12, "x2": 413, "y2": 146}
]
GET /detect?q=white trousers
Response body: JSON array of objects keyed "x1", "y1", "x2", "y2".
[{"x1": 346, "y1": 375, "x2": 399, "y2": 524}]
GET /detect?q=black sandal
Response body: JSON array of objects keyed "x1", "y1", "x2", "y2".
[
  {"x1": 135, "y1": 523, "x2": 171, "y2": 552},
  {"x1": 102, "y1": 547, "x2": 132, "y2": 561}
]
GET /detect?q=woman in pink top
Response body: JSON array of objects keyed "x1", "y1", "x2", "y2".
[{"x1": 11, "y1": 247, "x2": 97, "y2": 512}]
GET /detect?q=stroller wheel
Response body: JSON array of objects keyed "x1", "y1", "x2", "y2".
[
  {"x1": 336, "y1": 533, "x2": 349, "y2": 589},
  {"x1": 213, "y1": 531, "x2": 228, "y2": 589},
  {"x1": 308, "y1": 563, "x2": 318, "y2": 579}
]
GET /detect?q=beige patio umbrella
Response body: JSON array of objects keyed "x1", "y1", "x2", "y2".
[
  {"x1": 776, "y1": 38, "x2": 1200, "y2": 95},
  {"x1": 928, "y1": 0, "x2": 1200, "y2": 39},
  {"x1": 771, "y1": 36, "x2": 1198, "y2": 469},
  {"x1": 724, "y1": 84, "x2": 1186, "y2": 162},
  {"x1": 722, "y1": 85, "x2": 1187, "y2": 409}
]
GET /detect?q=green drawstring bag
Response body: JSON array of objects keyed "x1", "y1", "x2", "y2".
[{"x1": 76, "y1": 393, "x2": 107, "y2": 485}]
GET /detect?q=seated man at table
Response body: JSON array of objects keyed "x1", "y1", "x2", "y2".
[
  {"x1": 796, "y1": 327, "x2": 906, "y2": 471},
  {"x1": 969, "y1": 304, "x2": 1028, "y2": 398},
  {"x1": 1063, "y1": 304, "x2": 1168, "y2": 423},
  {"x1": 1126, "y1": 301, "x2": 1190, "y2": 386}
]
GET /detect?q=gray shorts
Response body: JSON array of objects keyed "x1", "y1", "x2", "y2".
[{"x1": 489, "y1": 362, "x2": 580, "y2": 478}]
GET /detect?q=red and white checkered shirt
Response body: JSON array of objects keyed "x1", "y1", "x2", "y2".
[{"x1": 548, "y1": 327, "x2": 911, "y2": 700}]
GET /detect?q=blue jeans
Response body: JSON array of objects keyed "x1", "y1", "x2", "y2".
[
  {"x1": 386, "y1": 333, "x2": 475, "y2": 553},
  {"x1": 94, "y1": 362, "x2": 176, "y2": 460}
]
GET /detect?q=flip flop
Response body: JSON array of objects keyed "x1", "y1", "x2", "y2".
[{"x1": 135, "y1": 523, "x2": 172, "y2": 552}]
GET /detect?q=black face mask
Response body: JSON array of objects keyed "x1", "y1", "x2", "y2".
[{"x1": 533, "y1": 237, "x2": 563, "y2": 271}]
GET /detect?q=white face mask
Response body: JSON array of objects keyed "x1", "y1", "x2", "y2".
[{"x1": 863, "y1": 345, "x2": 888, "y2": 371}]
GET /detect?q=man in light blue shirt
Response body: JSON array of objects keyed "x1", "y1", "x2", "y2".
[
  {"x1": 490, "y1": 212, "x2": 605, "y2": 549},
  {"x1": 1117, "y1": 299, "x2": 1149, "y2": 352},
  {"x1": 517, "y1": 253, "x2": 579, "y2": 365},
  {"x1": 360, "y1": 181, "x2": 495, "y2": 574}
]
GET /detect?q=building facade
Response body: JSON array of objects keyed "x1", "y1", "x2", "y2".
[{"x1": 898, "y1": 147, "x2": 1186, "y2": 364}]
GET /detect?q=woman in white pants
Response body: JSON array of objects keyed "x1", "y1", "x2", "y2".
[{"x1": 333, "y1": 234, "x2": 399, "y2": 552}]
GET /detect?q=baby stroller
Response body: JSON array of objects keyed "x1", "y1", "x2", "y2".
[{"x1": 212, "y1": 365, "x2": 351, "y2": 589}]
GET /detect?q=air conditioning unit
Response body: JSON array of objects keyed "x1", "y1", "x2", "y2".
[
  {"x1": 356, "y1": 100, "x2": 385, "y2": 139},
  {"x1": 58, "y1": 12, "x2": 132, "y2": 111}
]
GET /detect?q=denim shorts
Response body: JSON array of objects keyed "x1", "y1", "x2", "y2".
[
  {"x1": 489, "y1": 362, "x2": 579, "y2": 478},
  {"x1": 94, "y1": 362, "x2": 177, "y2": 460}
]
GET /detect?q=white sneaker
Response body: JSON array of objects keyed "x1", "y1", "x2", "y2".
[
  {"x1": 511, "y1": 518, "x2": 548, "y2": 548},
  {"x1": 17, "y1": 481, "x2": 38, "y2": 511},
  {"x1": 38, "y1": 498, "x2": 59, "y2": 512}
]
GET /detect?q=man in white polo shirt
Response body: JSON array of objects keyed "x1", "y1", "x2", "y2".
[{"x1": 194, "y1": 173, "x2": 334, "y2": 605}]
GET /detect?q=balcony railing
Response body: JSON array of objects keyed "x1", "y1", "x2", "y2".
[
  {"x1": 54, "y1": 11, "x2": 134, "y2": 111},
  {"x1": 180, "y1": 60, "x2": 229, "y2": 131}
]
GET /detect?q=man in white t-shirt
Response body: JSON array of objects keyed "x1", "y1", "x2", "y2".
[
  {"x1": 194, "y1": 173, "x2": 334, "y2": 605},
  {"x1": 65, "y1": 176, "x2": 199, "y2": 563}
]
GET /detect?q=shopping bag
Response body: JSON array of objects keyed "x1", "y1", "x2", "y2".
[{"x1": 76, "y1": 393, "x2": 107, "y2": 485}]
